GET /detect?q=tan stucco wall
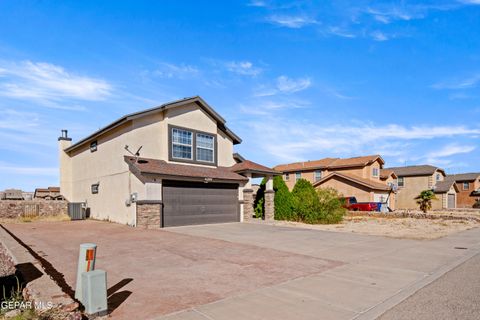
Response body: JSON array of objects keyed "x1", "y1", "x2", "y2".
[
  {"x1": 59, "y1": 102, "x2": 237, "y2": 225},
  {"x1": 395, "y1": 170, "x2": 447, "y2": 210},
  {"x1": 316, "y1": 176, "x2": 373, "y2": 202}
]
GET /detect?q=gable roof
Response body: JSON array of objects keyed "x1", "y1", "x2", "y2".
[
  {"x1": 445, "y1": 173, "x2": 480, "y2": 182},
  {"x1": 125, "y1": 156, "x2": 248, "y2": 182},
  {"x1": 434, "y1": 180, "x2": 459, "y2": 193},
  {"x1": 380, "y1": 169, "x2": 397, "y2": 180},
  {"x1": 387, "y1": 165, "x2": 445, "y2": 177},
  {"x1": 313, "y1": 171, "x2": 392, "y2": 191},
  {"x1": 274, "y1": 155, "x2": 384, "y2": 172},
  {"x1": 230, "y1": 160, "x2": 280, "y2": 176},
  {"x1": 65, "y1": 96, "x2": 241, "y2": 153}
]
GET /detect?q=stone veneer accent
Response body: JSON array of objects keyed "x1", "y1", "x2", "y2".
[
  {"x1": 264, "y1": 190, "x2": 275, "y2": 221},
  {"x1": 0, "y1": 200, "x2": 68, "y2": 219},
  {"x1": 136, "y1": 200, "x2": 162, "y2": 229},
  {"x1": 243, "y1": 189, "x2": 254, "y2": 221}
]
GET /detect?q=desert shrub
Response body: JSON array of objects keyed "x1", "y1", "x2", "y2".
[
  {"x1": 272, "y1": 176, "x2": 296, "y2": 221},
  {"x1": 415, "y1": 190, "x2": 438, "y2": 213},
  {"x1": 291, "y1": 179, "x2": 319, "y2": 223},
  {"x1": 315, "y1": 188, "x2": 346, "y2": 224},
  {"x1": 473, "y1": 199, "x2": 480, "y2": 209}
]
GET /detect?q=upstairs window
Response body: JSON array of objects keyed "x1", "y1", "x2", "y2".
[
  {"x1": 90, "y1": 140, "x2": 98, "y2": 152},
  {"x1": 91, "y1": 183, "x2": 99, "y2": 194},
  {"x1": 196, "y1": 133, "x2": 214, "y2": 163},
  {"x1": 314, "y1": 170, "x2": 322, "y2": 181},
  {"x1": 172, "y1": 128, "x2": 193, "y2": 160},
  {"x1": 463, "y1": 182, "x2": 469, "y2": 190},
  {"x1": 372, "y1": 167, "x2": 379, "y2": 177},
  {"x1": 436, "y1": 173, "x2": 441, "y2": 181},
  {"x1": 397, "y1": 177, "x2": 405, "y2": 187},
  {"x1": 285, "y1": 173, "x2": 290, "y2": 181},
  {"x1": 295, "y1": 172, "x2": 302, "y2": 181}
]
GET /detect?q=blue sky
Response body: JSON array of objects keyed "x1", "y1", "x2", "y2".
[{"x1": 1, "y1": 0, "x2": 480, "y2": 190}]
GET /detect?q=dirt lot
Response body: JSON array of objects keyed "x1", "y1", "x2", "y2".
[{"x1": 271, "y1": 215, "x2": 479, "y2": 240}]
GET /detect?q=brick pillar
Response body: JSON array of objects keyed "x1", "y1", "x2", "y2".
[
  {"x1": 136, "y1": 201, "x2": 162, "y2": 229},
  {"x1": 243, "y1": 189, "x2": 254, "y2": 221},
  {"x1": 264, "y1": 190, "x2": 275, "y2": 221}
]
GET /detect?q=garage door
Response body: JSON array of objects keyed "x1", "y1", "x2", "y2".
[
  {"x1": 162, "y1": 180, "x2": 239, "y2": 227},
  {"x1": 448, "y1": 193, "x2": 455, "y2": 209}
]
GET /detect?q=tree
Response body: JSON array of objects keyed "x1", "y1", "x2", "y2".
[
  {"x1": 272, "y1": 176, "x2": 295, "y2": 221},
  {"x1": 291, "y1": 179, "x2": 319, "y2": 223},
  {"x1": 415, "y1": 190, "x2": 438, "y2": 213}
]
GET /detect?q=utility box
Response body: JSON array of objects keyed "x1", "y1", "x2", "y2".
[
  {"x1": 75, "y1": 243, "x2": 97, "y2": 301},
  {"x1": 81, "y1": 269, "x2": 108, "y2": 316}
]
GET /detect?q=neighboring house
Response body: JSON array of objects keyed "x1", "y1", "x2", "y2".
[
  {"x1": 34, "y1": 187, "x2": 64, "y2": 200},
  {"x1": 59, "y1": 96, "x2": 277, "y2": 227},
  {"x1": 445, "y1": 173, "x2": 480, "y2": 208},
  {"x1": 274, "y1": 155, "x2": 396, "y2": 209},
  {"x1": 387, "y1": 165, "x2": 457, "y2": 209},
  {"x1": 2, "y1": 189, "x2": 24, "y2": 200}
]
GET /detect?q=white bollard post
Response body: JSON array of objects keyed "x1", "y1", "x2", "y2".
[{"x1": 75, "y1": 243, "x2": 97, "y2": 302}]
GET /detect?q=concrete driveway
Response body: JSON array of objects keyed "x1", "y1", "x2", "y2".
[{"x1": 2, "y1": 221, "x2": 480, "y2": 320}]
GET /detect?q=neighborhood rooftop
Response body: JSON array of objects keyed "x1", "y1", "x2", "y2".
[
  {"x1": 386, "y1": 165, "x2": 445, "y2": 177},
  {"x1": 274, "y1": 155, "x2": 383, "y2": 172},
  {"x1": 445, "y1": 172, "x2": 480, "y2": 181}
]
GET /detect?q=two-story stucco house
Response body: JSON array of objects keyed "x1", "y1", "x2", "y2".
[
  {"x1": 274, "y1": 155, "x2": 396, "y2": 209},
  {"x1": 387, "y1": 165, "x2": 458, "y2": 210},
  {"x1": 58, "y1": 96, "x2": 277, "y2": 227},
  {"x1": 445, "y1": 173, "x2": 480, "y2": 208}
]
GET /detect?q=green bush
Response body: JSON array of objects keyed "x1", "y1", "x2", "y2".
[
  {"x1": 316, "y1": 188, "x2": 346, "y2": 224},
  {"x1": 272, "y1": 176, "x2": 296, "y2": 221},
  {"x1": 473, "y1": 199, "x2": 480, "y2": 209},
  {"x1": 253, "y1": 180, "x2": 266, "y2": 218},
  {"x1": 291, "y1": 179, "x2": 319, "y2": 223}
]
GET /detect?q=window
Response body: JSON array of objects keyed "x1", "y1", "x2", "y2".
[
  {"x1": 295, "y1": 172, "x2": 302, "y2": 181},
  {"x1": 436, "y1": 173, "x2": 441, "y2": 181},
  {"x1": 90, "y1": 140, "x2": 97, "y2": 152},
  {"x1": 314, "y1": 170, "x2": 322, "y2": 181},
  {"x1": 172, "y1": 128, "x2": 192, "y2": 160},
  {"x1": 372, "y1": 167, "x2": 379, "y2": 177},
  {"x1": 91, "y1": 183, "x2": 99, "y2": 194},
  {"x1": 196, "y1": 133, "x2": 214, "y2": 163},
  {"x1": 285, "y1": 173, "x2": 290, "y2": 181},
  {"x1": 463, "y1": 182, "x2": 470, "y2": 190},
  {"x1": 397, "y1": 177, "x2": 405, "y2": 187}
]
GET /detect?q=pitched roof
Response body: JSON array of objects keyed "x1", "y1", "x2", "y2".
[
  {"x1": 125, "y1": 156, "x2": 248, "y2": 182},
  {"x1": 380, "y1": 169, "x2": 397, "y2": 180},
  {"x1": 274, "y1": 155, "x2": 383, "y2": 172},
  {"x1": 445, "y1": 173, "x2": 480, "y2": 182},
  {"x1": 230, "y1": 160, "x2": 280, "y2": 176},
  {"x1": 313, "y1": 171, "x2": 392, "y2": 191},
  {"x1": 434, "y1": 180, "x2": 459, "y2": 193},
  {"x1": 387, "y1": 165, "x2": 445, "y2": 177},
  {"x1": 65, "y1": 96, "x2": 241, "y2": 153}
]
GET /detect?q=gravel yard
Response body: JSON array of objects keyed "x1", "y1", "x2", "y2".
[{"x1": 269, "y1": 215, "x2": 479, "y2": 240}]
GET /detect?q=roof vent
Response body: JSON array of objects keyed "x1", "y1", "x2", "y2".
[{"x1": 137, "y1": 159, "x2": 149, "y2": 164}]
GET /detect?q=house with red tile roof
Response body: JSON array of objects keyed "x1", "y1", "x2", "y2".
[
  {"x1": 274, "y1": 155, "x2": 397, "y2": 210},
  {"x1": 59, "y1": 96, "x2": 279, "y2": 227}
]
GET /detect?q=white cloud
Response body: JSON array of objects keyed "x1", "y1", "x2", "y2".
[
  {"x1": 431, "y1": 74, "x2": 480, "y2": 90},
  {"x1": 255, "y1": 75, "x2": 312, "y2": 96},
  {"x1": 370, "y1": 31, "x2": 389, "y2": 41},
  {"x1": 267, "y1": 15, "x2": 318, "y2": 28},
  {"x1": 247, "y1": 0, "x2": 267, "y2": 7},
  {"x1": 225, "y1": 61, "x2": 262, "y2": 76},
  {"x1": 246, "y1": 119, "x2": 480, "y2": 162},
  {"x1": 0, "y1": 60, "x2": 112, "y2": 103},
  {"x1": 328, "y1": 26, "x2": 356, "y2": 38},
  {"x1": 426, "y1": 144, "x2": 476, "y2": 158},
  {"x1": 153, "y1": 62, "x2": 199, "y2": 79},
  {"x1": 366, "y1": 7, "x2": 416, "y2": 24},
  {"x1": 239, "y1": 99, "x2": 308, "y2": 115},
  {"x1": 459, "y1": 0, "x2": 480, "y2": 5}
]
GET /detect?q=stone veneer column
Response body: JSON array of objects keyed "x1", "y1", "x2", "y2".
[
  {"x1": 243, "y1": 189, "x2": 254, "y2": 221},
  {"x1": 136, "y1": 201, "x2": 162, "y2": 229},
  {"x1": 264, "y1": 190, "x2": 275, "y2": 221}
]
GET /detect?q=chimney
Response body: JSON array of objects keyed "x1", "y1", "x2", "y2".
[{"x1": 58, "y1": 129, "x2": 72, "y2": 201}]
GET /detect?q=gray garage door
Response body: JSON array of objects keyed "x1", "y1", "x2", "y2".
[
  {"x1": 448, "y1": 194, "x2": 455, "y2": 209},
  {"x1": 162, "y1": 180, "x2": 239, "y2": 227}
]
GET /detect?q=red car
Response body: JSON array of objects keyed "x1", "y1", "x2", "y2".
[{"x1": 341, "y1": 196, "x2": 379, "y2": 212}]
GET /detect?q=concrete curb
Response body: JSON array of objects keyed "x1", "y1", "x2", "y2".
[
  {"x1": 352, "y1": 248, "x2": 480, "y2": 320},
  {"x1": 0, "y1": 224, "x2": 79, "y2": 313}
]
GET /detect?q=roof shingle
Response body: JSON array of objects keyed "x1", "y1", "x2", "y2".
[
  {"x1": 274, "y1": 155, "x2": 383, "y2": 172},
  {"x1": 387, "y1": 165, "x2": 445, "y2": 177},
  {"x1": 445, "y1": 173, "x2": 480, "y2": 182}
]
